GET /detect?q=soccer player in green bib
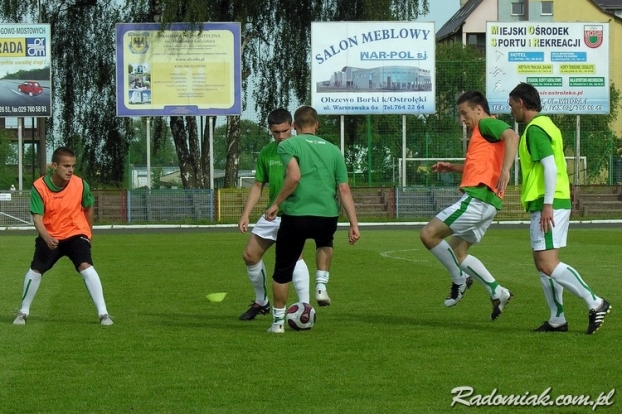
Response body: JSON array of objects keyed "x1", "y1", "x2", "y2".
[{"x1": 509, "y1": 82, "x2": 611, "y2": 334}]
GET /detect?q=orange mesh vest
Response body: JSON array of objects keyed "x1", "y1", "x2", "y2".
[
  {"x1": 460, "y1": 124, "x2": 505, "y2": 199},
  {"x1": 33, "y1": 175, "x2": 92, "y2": 240}
]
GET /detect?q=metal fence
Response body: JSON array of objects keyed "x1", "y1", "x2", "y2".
[{"x1": 2, "y1": 184, "x2": 622, "y2": 228}]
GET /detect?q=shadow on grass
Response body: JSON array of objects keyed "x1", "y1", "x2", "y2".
[
  {"x1": 142, "y1": 311, "x2": 275, "y2": 330},
  {"x1": 335, "y1": 310, "x2": 521, "y2": 332}
]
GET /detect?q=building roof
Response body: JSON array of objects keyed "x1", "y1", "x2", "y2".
[
  {"x1": 593, "y1": 0, "x2": 622, "y2": 9},
  {"x1": 591, "y1": 0, "x2": 622, "y2": 21},
  {"x1": 436, "y1": 0, "x2": 622, "y2": 43},
  {"x1": 436, "y1": 0, "x2": 484, "y2": 41}
]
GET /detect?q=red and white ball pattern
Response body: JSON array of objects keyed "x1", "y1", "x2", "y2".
[{"x1": 286, "y1": 302, "x2": 316, "y2": 330}]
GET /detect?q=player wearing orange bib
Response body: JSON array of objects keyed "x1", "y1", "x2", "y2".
[
  {"x1": 13, "y1": 147, "x2": 113, "y2": 326},
  {"x1": 420, "y1": 91, "x2": 519, "y2": 320}
]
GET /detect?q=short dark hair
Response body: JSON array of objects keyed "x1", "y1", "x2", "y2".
[
  {"x1": 456, "y1": 90, "x2": 491, "y2": 115},
  {"x1": 293, "y1": 105, "x2": 318, "y2": 128},
  {"x1": 509, "y1": 82, "x2": 542, "y2": 112},
  {"x1": 52, "y1": 147, "x2": 75, "y2": 163},
  {"x1": 267, "y1": 108, "x2": 292, "y2": 127}
]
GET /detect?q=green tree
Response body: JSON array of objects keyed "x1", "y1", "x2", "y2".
[
  {"x1": 3, "y1": 0, "x2": 429, "y2": 189},
  {"x1": 435, "y1": 43, "x2": 486, "y2": 117},
  {"x1": 129, "y1": 118, "x2": 177, "y2": 167},
  {"x1": 0, "y1": 130, "x2": 17, "y2": 190},
  {"x1": 1, "y1": 1, "x2": 170, "y2": 189},
  {"x1": 213, "y1": 119, "x2": 270, "y2": 171},
  {"x1": 148, "y1": 0, "x2": 429, "y2": 188}
]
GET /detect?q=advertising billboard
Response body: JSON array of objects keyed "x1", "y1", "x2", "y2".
[
  {"x1": 116, "y1": 22, "x2": 241, "y2": 116},
  {"x1": 0, "y1": 24, "x2": 52, "y2": 117},
  {"x1": 486, "y1": 22, "x2": 609, "y2": 115},
  {"x1": 311, "y1": 21, "x2": 436, "y2": 115}
]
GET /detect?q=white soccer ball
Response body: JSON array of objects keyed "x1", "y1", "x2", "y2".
[{"x1": 286, "y1": 302, "x2": 316, "y2": 331}]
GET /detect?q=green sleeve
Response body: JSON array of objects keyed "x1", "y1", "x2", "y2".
[
  {"x1": 82, "y1": 180, "x2": 94, "y2": 208},
  {"x1": 478, "y1": 118, "x2": 511, "y2": 142},
  {"x1": 526, "y1": 126, "x2": 554, "y2": 161},
  {"x1": 30, "y1": 186, "x2": 44, "y2": 215},
  {"x1": 277, "y1": 140, "x2": 294, "y2": 168}
]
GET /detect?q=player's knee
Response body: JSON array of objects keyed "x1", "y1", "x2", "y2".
[
  {"x1": 420, "y1": 225, "x2": 436, "y2": 248},
  {"x1": 272, "y1": 271, "x2": 293, "y2": 285},
  {"x1": 242, "y1": 250, "x2": 259, "y2": 266},
  {"x1": 77, "y1": 263, "x2": 92, "y2": 272}
]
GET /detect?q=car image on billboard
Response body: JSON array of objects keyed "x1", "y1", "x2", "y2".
[{"x1": 17, "y1": 81, "x2": 43, "y2": 96}]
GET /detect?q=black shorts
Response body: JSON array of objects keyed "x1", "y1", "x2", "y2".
[
  {"x1": 273, "y1": 215, "x2": 338, "y2": 284},
  {"x1": 31, "y1": 234, "x2": 93, "y2": 274}
]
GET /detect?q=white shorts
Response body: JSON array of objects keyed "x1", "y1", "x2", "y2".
[
  {"x1": 436, "y1": 193, "x2": 497, "y2": 244},
  {"x1": 251, "y1": 215, "x2": 281, "y2": 241},
  {"x1": 529, "y1": 209, "x2": 570, "y2": 251}
]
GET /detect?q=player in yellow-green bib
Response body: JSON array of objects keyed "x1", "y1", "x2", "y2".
[{"x1": 509, "y1": 82, "x2": 611, "y2": 334}]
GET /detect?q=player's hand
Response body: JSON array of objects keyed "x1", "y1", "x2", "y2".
[
  {"x1": 496, "y1": 169, "x2": 510, "y2": 196},
  {"x1": 431, "y1": 162, "x2": 452, "y2": 173},
  {"x1": 348, "y1": 224, "x2": 360, "y2": 245},
  {"x1": 540, "y1": 204, "x2": 555, "y2": 233},
  {"x1": 45, "y1": 237, "x2": 59, "y2": 250},
  {"x1": 265, "y1": 204, "x2": 279, "y2": 221},
  {"x1": 238, "y1": 216, "x2": 250, "y2": 233}
]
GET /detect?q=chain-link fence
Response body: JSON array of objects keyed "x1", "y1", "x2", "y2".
[{"x1": 227, "y1": 58, "x2": 622, "y2": 189}]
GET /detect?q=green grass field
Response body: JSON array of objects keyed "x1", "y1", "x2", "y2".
[{"x1": 0, "y1": 226, "x2": 620, "y2": 413}]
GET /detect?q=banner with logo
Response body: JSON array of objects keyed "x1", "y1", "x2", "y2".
[
  {"x1": 486, "y1": 22, "x2": 609, "y2": 114},
  {"x1": 311, "y1": 22, "x2": 436, "y2": 115},
  {"x1": 116, "y1": 23, "x2": 241, "y2": 116},
  {"x1": 0, "y1": 24, "x2": 52, "y2": 117}
]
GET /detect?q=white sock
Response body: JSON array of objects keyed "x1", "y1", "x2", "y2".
[
  {"x1": 549, "y1": 262, "x2": 601, "y2": 310},
  {"x1": 316, "y1": 270, "x2": 329, "y2": 285},
  {"x1": 19, "y1": 269, "x2": 42, "y2": 315},
  {"x1": 430, "y1": 240, "x2": 465, "y2": 284},
  {"x1": 246, "y1": 260, "x2": 269, "y2": 306},
  {"x1": 292, "y1": 260, "x2": 310, "y2": 303},
  {"x1": 272, "y1": 307, "x2": 285, "y2": 324},
  {"x1": 539, "y1": 272, "x2": 566, "y2": 326},
  {"x1": 81, "y1": 266, "x2": 109, "y2": 316},
  {"x1": 459, "y1": 255, "x2": 501, "y2": 297},
  {"x1": 316, "y1": 270, "x2": 329, "y2": 293}
]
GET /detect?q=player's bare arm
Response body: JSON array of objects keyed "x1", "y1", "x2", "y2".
[
  {"x1": 239, "y1": 181, "x2": 264, "y2": 232},
  {"x1": 496, "y1": 129, "x2": 520, "y2": 194},
  {"x1": 432, "y1": 162, "x2": 464, "y2": 174},
  {"x1": 338, "y1": 183, "x2": 360, "y2": 245},
  {"x1": 32, "y1": 214, "x2": 58, "y2": 249},
  {"x1": 266, "y1": 158, "x2": 300, "y2": 221}
]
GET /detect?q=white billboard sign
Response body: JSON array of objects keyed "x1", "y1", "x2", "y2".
[
  {"x1": 311, "y1": 22, "x2": 436, "y2": 115},
  {"x1": 486, "y1": 22, "x2": 609, "y2": 114}
]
